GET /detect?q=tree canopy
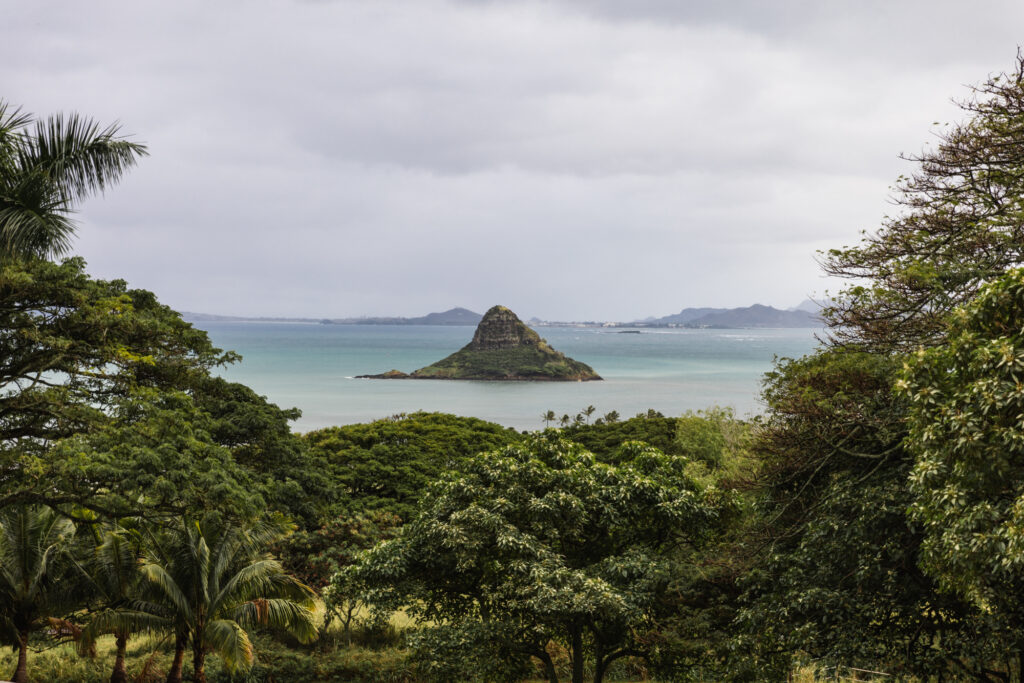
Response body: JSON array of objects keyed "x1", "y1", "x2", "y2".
[
  {"x1": 823, "y1": 53, "x2": 1024, "y2": 350},
  {"x1": 349, "y1": 434, "x2": 728, "y2": 683},
  {"x1": 903, "y1": 268, "x2": 1024, "y2": 636}
]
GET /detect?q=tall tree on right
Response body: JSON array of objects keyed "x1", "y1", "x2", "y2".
[
  {"x1": 822, "y1": 52, "x2": 1024, "y2": 351},
  {"x1": 902, "y1": 269, "x2": 1024, "y2": 650},
  {"x1": 739, "y1": 53, "x2": 1024, "y2": 679}
]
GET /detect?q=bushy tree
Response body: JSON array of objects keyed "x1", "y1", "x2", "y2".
[
  {"x1": 349, "y1": 435, "x2": 728, "y2": 683},
  {"x1": 902, "y1": 269, "x2": 1024, "y2": 655},
  {"x1": 823, "y1": 53, "x2": 1024, "y2": 351},
  {"x1": 560, "y1": 413, "x2": 680, "y2": 461},
  {"x1": 740, "y1": 53, "x2": 1024, "y2": 679},
  {"x1": 302, "y1": 412, "x2": 523, "y2": 522},
  {"x1": 739, "y1": 350, "x2": 1002, "y2": 678},
  {"x1": 0, "y1": 257, "x2": 314, "y2": 524}
]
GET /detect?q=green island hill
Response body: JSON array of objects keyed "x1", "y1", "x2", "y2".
[{"x1": 359, "y1": 305, "x2": 602, "y2": 381}]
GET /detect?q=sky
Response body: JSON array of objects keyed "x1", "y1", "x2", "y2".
[{"x1": 4, "y1": 1, "x2": 1023, "y2": 321}]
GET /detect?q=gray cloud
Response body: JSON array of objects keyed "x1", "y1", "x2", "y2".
[{"x1": 3, "y1": 1, "x2": 1022, "y2": 320}]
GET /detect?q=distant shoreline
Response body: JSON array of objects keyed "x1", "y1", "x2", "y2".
[{"x1": 185, "y1": 316, "x2": 824, "y2": 331}]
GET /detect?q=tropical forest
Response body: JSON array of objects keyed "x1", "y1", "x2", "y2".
[{"x1": 5, "y1": 37, "x2": 1024, "y2": 683}]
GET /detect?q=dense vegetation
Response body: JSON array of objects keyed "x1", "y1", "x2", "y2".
[{"x1": 5, "y1": 53, "x2": 1024, "y2": 682}]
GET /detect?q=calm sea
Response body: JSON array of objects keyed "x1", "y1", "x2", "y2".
[{"x1": 197, "y1": 322, "x2": 821, "y2": 432}]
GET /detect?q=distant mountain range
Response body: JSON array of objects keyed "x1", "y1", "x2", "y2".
[
  {"x1": 183, "y1": 301, "x2": 826, "y2": 329},
  {"x1": 182, "y1": 307, "x2": 483, "y2": 326},
  {"x1": 335, "y1": 307, "x2": 482, "y2": 326},
  {"x1": 639, "y1": 303, "x2": 822, "y2": 328}
]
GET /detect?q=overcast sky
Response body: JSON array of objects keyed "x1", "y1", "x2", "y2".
[{"x1": 4, "y1": 1, "x2": 1023, "y2": 320}]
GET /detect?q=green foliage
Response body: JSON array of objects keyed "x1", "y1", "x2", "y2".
[
  {"x1": 277, "y1": 512, "x2": 401, "y2": 592},
  {"x1": 349, "y1": 434, "x2": 728, "y2": 683},
  {"x1": 0, "y1": 256, "x2": 315, "y2": 525},
  {"x1": 0, "y1": 101, "x2": 147, "y2": 260},
  {"x1": 302, "y1": 412, "x2": 523, "y2": 522},
  {"x1": 0, "y1": 505, "x2": 78, "y2": 683},
  {"x1": 45, "y1": 390, "x2": 265, "y2": 520},
  {"x1": 822, "y1": 55, "x2": 1024, "y2": 350},
  {"x1": 192, "y1": 376, "x2": 325, "y2": 526},
  {"x1": 0, "y1": 636, "x2": 416, "y2": 683},
  {"x1": 0, "y1": 257, "x2": 231, "y2": 448},
  {"x1": 560, "y1": 413, "x2": 681, "y2": 461},
  {"x1": 126, "y1": 516, "x2": 318, "y2": 682},
  {"x1": 412, "y1": 345, "x2": 599, "y2": 380},
  {"x1": 674, "y1": 407, "x2": 748, "y2": 469},
  {"x1": 740, "y1": 349, "x2": 1002, "y2": 678},
  {"x1": 903, "y1": 268, "x2": 1024, "y2": 632}
]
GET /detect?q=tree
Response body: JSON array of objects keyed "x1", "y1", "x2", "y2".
[
  {"x1": 74, "y1": 522, "x2": 147, "y2": 683},
  {"x1": 0, "y1": 256, "x2": 232, "y2": 455},
  {"x1": 349, "y1": 435, "x2": 726, "y2": 683},
  {"x1": 822, "y1": 53, "x2": 1024, "y2": 351},
  {"x1": 189, "y1": 375, "x2": 324, "y2": 527},
  {"x1": 275, "y1": 511, "x2": 400, "y2": 642},
  {"x1": 0, "y1": 102, "x2": 147, "y2": 261},
  {"x1": 37, "y1": 389, "x2": 265, "y2": 521},
  {"x1": 95, "y1": 517, "x2": 317, "y2": 683},
  {"x1": 302, "y1": 412, "x2": 522, "y2": 523},
  {"x1": 902, "y1": 268, "x2": 1024, "y2": 649},
  {"x1": 674, "y1": 407, "x2": 743, "y2": 469},
  {"x1": 561, "y1": 413, "x2": 681, "y2": 461},
  {"x1": 737, "y1": 53, "x2": 1024, "y2": 679},
  {"x1": 541, "y1": 410, "x2": 556, "y2": 428},
  {"x1": 581, "y1": 405, "x2": 596, "y2": 424},
  {"x1": 0, "y1": 506, "x2": 77, "y2": 683},
  {"x1": 739, "y1": 349, "x2": 1003, "y2": 678},
  {"x1": 0, "y1": 257, "x2": 298, "y2": 523}
]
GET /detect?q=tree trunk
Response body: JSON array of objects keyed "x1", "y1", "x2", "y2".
[
  {"x1": 110, "y1": 633, "x2": 129, "y2": 683},
  {"x1": 192, "y1": 644, "x2": 207, "y2": 683},
  {"x1": 13, "y1": 631, "x2": 28, "y2": 683},
  {"x1": 165, "y1": 633, "x2": 187, "y2": 683},
  {"x1": 536, "y1": 649, "x2": 559, "y2": 683},
  {"x1": 570, "y1": 626, "x2": 584, "y2": 683}
]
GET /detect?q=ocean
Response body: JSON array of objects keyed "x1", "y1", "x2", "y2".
[{"x1": 197, "y1": 322, "x2": 822, "y2": 432}]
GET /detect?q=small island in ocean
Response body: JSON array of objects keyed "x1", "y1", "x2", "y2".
[{"x1": 360, "y1": 305, "x2": 602, "y2": 381}]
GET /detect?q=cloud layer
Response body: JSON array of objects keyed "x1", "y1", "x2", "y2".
[{"x1": 4, "y1": 1, "x2": 1021, "y2": 319}]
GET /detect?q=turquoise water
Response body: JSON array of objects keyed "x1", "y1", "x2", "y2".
[{"x1": 198, "y1": 322, "x2": 821, "y2": 432}]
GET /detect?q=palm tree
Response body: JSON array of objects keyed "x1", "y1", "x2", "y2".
[
  {"x1": 98, "y1": 517, "x2": 317, "y2": 683},
  {"x1": 74, "y1": 523, "x2": 146, "y2": 683},
  {"x1": 0, "y1": 101, "x2": 147, "y2": 261},
  {"x1": 559, "y1": 414, "x2": 571, "y2": 428},
  {"x1": 582, "y1": 405, "x2": 596, "y2": 424},
  {"x1": 541, "y1": 410, "x2": 556, "y2": 428},
  {"x1": 0, "y1": 505, "x2": 77, "y2": 683},
  {"x1": 603, "y1": 410, "x2": 620, "y2": 424}
]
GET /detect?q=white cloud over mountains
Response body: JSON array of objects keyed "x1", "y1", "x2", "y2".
[{"x1": 3, "y1": 1, "x2": 1021, "y2": 319}]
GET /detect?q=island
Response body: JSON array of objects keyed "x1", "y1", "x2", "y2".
[{"x1": 359, "y1": 305, "x2": 602, "y2": 381}]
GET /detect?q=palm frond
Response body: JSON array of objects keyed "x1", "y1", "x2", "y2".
[
  {"x1": 0, "y1": 101, "x2": 32, "y2": 157},
  {"x1": 214, "y1": 559, "x2": 314, "y2": 613},
  {"x1": 20, "y1": 111, "x2": 148, "y2": 203},
  {"x1": 79, "y1": 609, "x2": 172, "y2": 652},
  {"x1": 228, "y1": 598, "x2": 317, "y2": 644},
  {"x1": 140, "y1": 563, "x2": 193, "y2": 625},
  {"x1": 0, "y1": 180, "x2": 76, "y2": 258},
  {"x1": 203, "y1": 619, "x2": 254, "y2": 673}
]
